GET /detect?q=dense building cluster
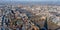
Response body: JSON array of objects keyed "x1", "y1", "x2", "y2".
[{"x1": 0, "y1": 5, "x2": 60, "y2": 30}]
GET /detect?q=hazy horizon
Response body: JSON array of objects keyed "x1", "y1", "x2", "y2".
[{"x1": 0, "y1": 0, "x2": 60, "y2": 5}]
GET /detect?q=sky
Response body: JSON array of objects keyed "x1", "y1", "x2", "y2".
[
  {"x1": 0, "y1": 0, "x2": 60, "y2": 5},
  {"x1": 0, "y1": 0, "x2": 60, "y2": 1}
]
